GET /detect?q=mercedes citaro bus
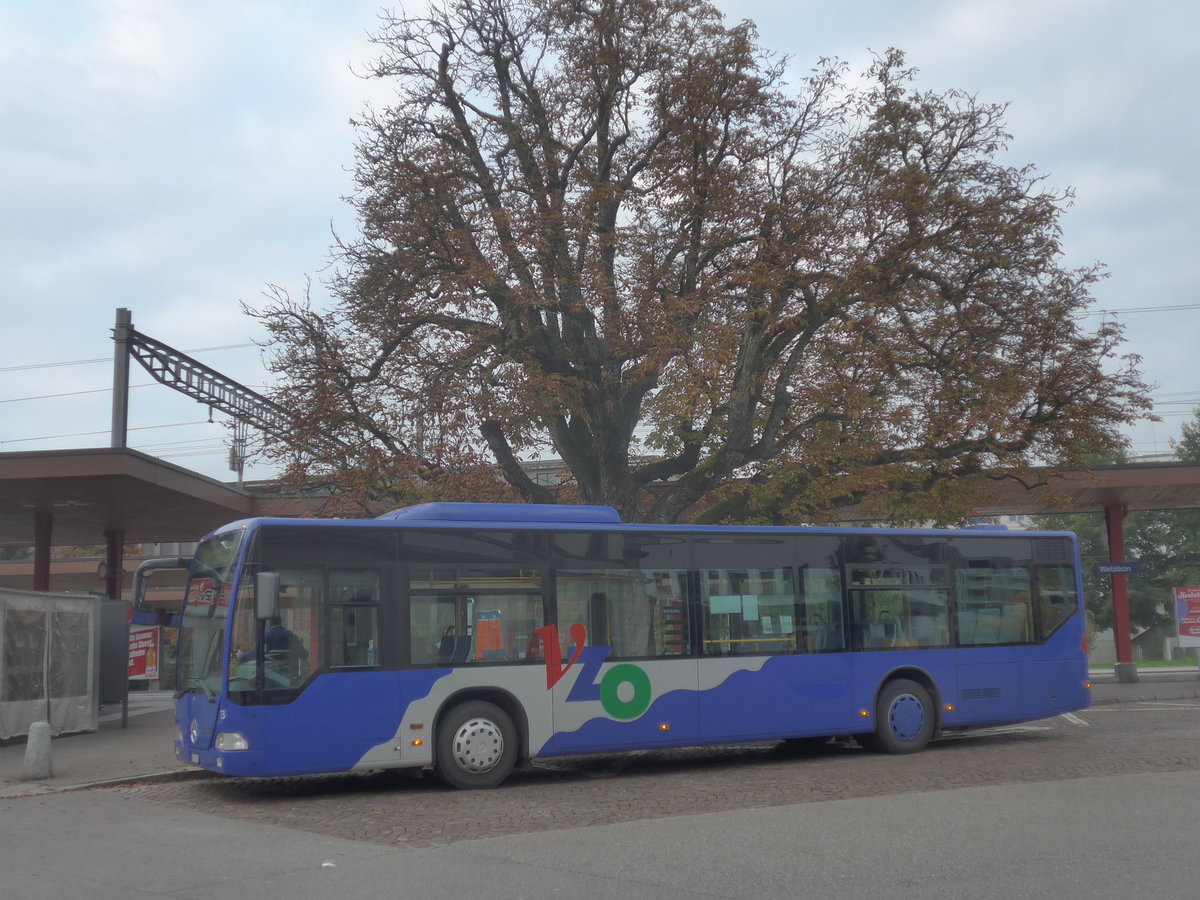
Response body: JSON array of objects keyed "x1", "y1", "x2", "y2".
[{"x1": 172, "y1": 502, "x2": 1089, "y2": 788}]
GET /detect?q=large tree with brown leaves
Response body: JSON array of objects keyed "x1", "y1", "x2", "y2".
[{"x1": 251, "y1": 0, "x2": 1150, "y2": 524}]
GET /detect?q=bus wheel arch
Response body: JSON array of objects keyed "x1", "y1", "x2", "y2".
[
  {"x1": 433, "y1": 689, "x2": 527, "y2": 790},
  {"x1": 862, "y1": 669, "x2": 941, "y2": 754}
]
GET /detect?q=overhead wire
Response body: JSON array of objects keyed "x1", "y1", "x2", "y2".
[
  {"x1": 0, "y1": 421, "x2": 212, "y2": 446},
  {"x1": 1079, "y1": 302, "x2": 1200, "y2": 316},
  {"x1": 0, "y1": 341, "x2": 274, "y2": 476},
  {"x1": 0, "y1": 383, "x2": 158, "y2": 404},
  {"x1": 0, "y1": 342, "x2": 269, "y2": 451},
  {"x1": 0, "y1": 342, "x2": 257, "y2": 373},
  {"x1": 1, "y1": 381, "x2": 269, "y2": 405},
  {"x1": 3, "y1": 321, "x2": 1195, "y2": 462}
]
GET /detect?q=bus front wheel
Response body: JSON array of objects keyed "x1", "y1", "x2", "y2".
[
  {"x1": 435, "y1": 700, "x2": 517, "y2": 790},
  {"x1": 862, "y1": 678, "x2": 935, "y2": 754}
]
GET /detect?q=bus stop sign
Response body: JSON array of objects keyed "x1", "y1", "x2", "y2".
[{"x1": 1095, "y1": 562, "x2": 1142, "y2": 576}]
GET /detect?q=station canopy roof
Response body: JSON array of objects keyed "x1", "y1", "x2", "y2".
[
  {"x1": 0, "y1": 448, "x2": 309, "y2": 546},
  {"x1": 3, "y1": 449, "x2": 1200, "y2": 548},
  {"x1": 968, "y1": 461, "x2": 1200, "y2": 516}
]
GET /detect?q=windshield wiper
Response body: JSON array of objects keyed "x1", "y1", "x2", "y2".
[{"x1": 177, "y1": 678, "x2": 216, "y2": 701}]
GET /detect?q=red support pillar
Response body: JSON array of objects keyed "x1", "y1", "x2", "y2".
[{"x1": 1105, "y1": 503, "x2": 1138, "y2": 683}]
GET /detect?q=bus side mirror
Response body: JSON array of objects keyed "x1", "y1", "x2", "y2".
[{"x1": 256, "y1": 572, "x2": 280, "y2": 621}]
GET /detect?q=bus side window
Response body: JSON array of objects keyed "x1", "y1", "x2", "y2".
[
  {"x1": 957, "y1": 567, "x2": 1035, "y2": 646},
  {"x1": 701, "y1": 567, "x2": 797, "y2": 657},
  {"x1": 331, "y1": 604, "x2": 380, "y2": 667},
  {"x1": 1033, "y1": 564, "x2": 1075, "y2": 639},
  {"x1": 800, "y1": 568, "x2": 843, "y2": 652},
  {"x1": 556, "y1": 570, "x2": 689, "y2": 659},
  {"x1": 328, "y1": 572, "x2": 381, "y2": 668},
  {"x1": 410, "y1": 595, "x2": 469, "y2": 665}
]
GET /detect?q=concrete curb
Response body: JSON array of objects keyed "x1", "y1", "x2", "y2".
[
  {"x1": 1088, "y1": 671, "x2": 1200, "y2": 706},
  {"x1": 0, "y1": 768, "x2": 213, "y2": 800},
  {"x1": 1090, "y1": 687, "x2": 1200, "y2": 705}
]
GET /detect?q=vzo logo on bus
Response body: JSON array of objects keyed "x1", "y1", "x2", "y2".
[{"x1": 532, "y1": 624, "x2": 653, "y2": 721}]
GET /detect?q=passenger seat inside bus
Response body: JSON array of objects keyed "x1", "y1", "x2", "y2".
[
  {"x1": 438, "y1": 627, "x2": 472, "y2": 664},
  {"x1": 859, "y1": 619, "x2": 905, "y2": 650}
]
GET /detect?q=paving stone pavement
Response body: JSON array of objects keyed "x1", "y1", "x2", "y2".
[{"x1": 108, "y1": 698, "x2": 1200, "y2": 847}]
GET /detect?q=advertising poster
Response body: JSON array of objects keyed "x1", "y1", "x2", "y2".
[
  {"x1": 186, "y1": 578, "x2": 231, "y2": 610},
  {"x1": 1175, "y1": 587, "x2": 1200, "y2": 648},
  {"x1": 128, "y1": 625, "x2": 161, "y2": 680}
]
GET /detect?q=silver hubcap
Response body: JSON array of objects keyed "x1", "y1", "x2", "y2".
[{"x1": 450, "y1": 716, "x2": 505, "y2": 774}]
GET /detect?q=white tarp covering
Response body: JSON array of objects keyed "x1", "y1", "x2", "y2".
[{"x1": 0, "y1": 588, "x2": 99, "y2": 739}]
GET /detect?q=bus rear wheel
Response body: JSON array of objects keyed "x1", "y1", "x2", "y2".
[
  {"x1": 435, "y1": 700, "x2": 517, "y2": 790},
  {"x1": 862, "y1": 678, "x2": 935, "y2": 754}
]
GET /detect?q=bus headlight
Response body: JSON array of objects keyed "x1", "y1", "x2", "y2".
[{"x1": 215, "y1": 732, "x2": 250, "y2": 751}]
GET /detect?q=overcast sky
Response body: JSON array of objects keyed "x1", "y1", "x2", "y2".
[{"x1": 2, "y1": 0, "x2": 1196, "y2": 486}]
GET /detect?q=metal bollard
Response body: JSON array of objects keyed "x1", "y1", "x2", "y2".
[{"x1": 21, "y1": 721, "x2": 53, "y2": 780}]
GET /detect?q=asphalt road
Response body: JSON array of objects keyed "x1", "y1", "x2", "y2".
[{"x1": 4, "y1": 698, "x2": 1199, "y2": 899}]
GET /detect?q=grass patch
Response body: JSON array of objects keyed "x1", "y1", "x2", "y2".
[
  {"x1": 1089, "y1": 658, "x2": 1200, "y2": 669},
  {"x1": 1136, "y1": 658, "x2": 1200, "y2": 668}
]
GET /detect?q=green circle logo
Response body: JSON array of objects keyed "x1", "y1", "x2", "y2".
[{"x1": 598, "y1": 664, "x2": 653, "y2": 720}]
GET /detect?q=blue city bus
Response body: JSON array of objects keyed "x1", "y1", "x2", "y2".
[{"x1": 173, "y1": 502, "x2": 1090, "y2": 789}]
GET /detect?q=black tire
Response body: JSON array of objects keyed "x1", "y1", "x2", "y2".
[
  {"x1": 435, "y1": 700, "x2": 518, "y2": 790},
  {"x1": 862, "y1": 678, "x2": 935, "y2": 754}
]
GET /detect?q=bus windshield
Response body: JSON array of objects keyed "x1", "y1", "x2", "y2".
[{"x1": 175, "y1": 528, "x2": 244, "y2": 698}]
